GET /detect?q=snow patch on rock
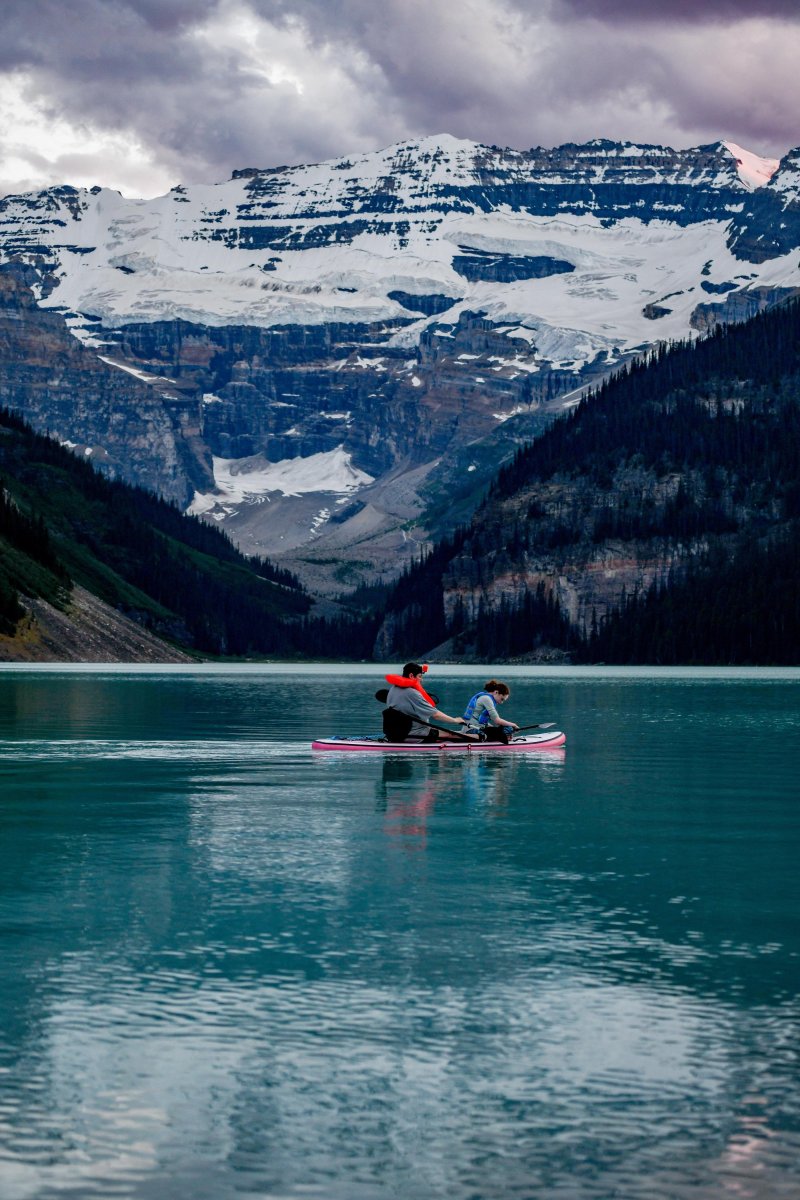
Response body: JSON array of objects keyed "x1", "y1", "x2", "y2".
[
  {"x1": 188, "y1": 446, "x2": 374, "y2": 515},
  {"x1": 722, "y1": 141, "x2": 779, "y2": 191}
]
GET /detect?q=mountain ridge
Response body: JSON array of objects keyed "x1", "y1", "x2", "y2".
[{"x1": 1, "y1": 133, "x2": 799, "y2": 594}]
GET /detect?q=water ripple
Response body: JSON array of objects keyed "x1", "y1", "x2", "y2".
[{"x1": 0, "y1": 738, "x2": 308, "y2": 762}]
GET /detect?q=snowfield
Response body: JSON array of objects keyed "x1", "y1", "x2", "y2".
[
  {"x1": 188, "y1": 446, "x2": 374, "y2": 515},
  {"x1": 1, "y1": 133, "x2": 795, "y2": 376}
]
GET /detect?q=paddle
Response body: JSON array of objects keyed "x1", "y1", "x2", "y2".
[
  {"x1": 375, "y1": 688, "x2": 440, "y2": 705},
  {"x1": 413, "y1": 717, "x2": 477, "y2": 743},
  {"x1": 375, "y1": 691, "x2": 554, "y2": 738},
  {"x1": 415, "y1": 720, "x2": 557, "y2": 743}
]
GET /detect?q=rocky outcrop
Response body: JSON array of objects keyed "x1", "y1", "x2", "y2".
[
  {"x1": 690, "y1": 285, "x2": 800, "y2": 333},
  {"x1": 727, "y1": 148, "x2": 800, "y2": 261},
  {"x1": 442, "y1": 540, "x2": 686, "y2": 636},
  {"x1": 0, "y1": 585, "x2": 194, "y2": 662},
  {"x1": 452, "y1": 250, "x2": 574, "y2": 283}
]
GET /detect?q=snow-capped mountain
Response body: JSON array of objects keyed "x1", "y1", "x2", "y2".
[
  {"x1": 1, "y1": 134, "x2": 798, "y2": 591},
  {"x1": 1, "y1": 134, "x2": 793, "y2": 338}
]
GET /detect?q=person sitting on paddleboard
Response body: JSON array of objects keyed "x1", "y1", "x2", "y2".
[
  {"x1": 383, "y1": 663, "x2": 471, "y2": 742},
  {"x1": 463, "y1": 681, "x2": 519, "y2": 743}
]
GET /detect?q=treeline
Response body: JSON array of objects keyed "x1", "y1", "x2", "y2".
[
  {"x1": 382, "y1": 527, "x2": 469, "y2": 655},
  {"x1": 383, "y1": 522, "x2": 800, "y2": 666},
  {"x1": 0, "y1": 575, "x2": 23, "y2": 635},
  {"x1": 456, "y1": 584, "x2": 576, "y2": 660},
  {"x1": 0, "y1": 480, "x2": 67, "y2": 579},
  {"x1": 381, "y1": 533, "x2": 577, "y2": 661},
  {"x1": 0, "y1": 473, "x2": 71, "y2": 634}
]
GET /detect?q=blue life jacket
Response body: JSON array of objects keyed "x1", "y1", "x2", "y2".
[{"x1": 463, "y1": 691, "x2": 495, "y2": 725}]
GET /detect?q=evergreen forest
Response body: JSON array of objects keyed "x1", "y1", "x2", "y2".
[{"x1": 378, "y1": 297, "x2": 800, "y2": 665}]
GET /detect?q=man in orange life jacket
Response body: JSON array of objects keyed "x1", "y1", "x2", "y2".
[{"x1": 383, "y1": 662, "x2": 472, "y2": 742}]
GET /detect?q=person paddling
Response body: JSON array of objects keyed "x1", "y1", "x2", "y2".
[
  {"x1": 463, "y1": 680, "x2": 519, "y2": 743},
  {"x1": 383, "y1": 663, "x2": 471, "y2": 742}
]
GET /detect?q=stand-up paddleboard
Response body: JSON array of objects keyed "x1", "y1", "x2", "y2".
[{"x1": 312, "y1": 731, "x2": 566, "y2": 752}]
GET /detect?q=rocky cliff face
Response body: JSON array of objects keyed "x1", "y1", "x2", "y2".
[
  {"x1": 434, "y1": 466, "x2": 748, "y2": 662},
  {"x1": 0, "y1": 263, "x2": 194, "y2": 503},
  {"x1": 1, "y1": 135, "x2": 799, "y2": 591}
]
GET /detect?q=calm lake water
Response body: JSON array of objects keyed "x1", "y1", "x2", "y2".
[{"x1": 1, "y1": 664, "x2": 799, "y2": 1200}]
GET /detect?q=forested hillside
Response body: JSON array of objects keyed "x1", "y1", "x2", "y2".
[
  {"x1": 375, "y1": 298, "x2": 800, "y2": 665},
  {"x1": 0, "y1": 409, "x2": 373, "y2": 659},
  {"x1": 4, "y1": 294, "x2": 799, "y2": 665},
  {"x1": 578, "y1": 528, "x2": 800, "y2": 663}
]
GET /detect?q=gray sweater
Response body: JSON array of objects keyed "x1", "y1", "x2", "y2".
[{"x1": 386, "y1": 684, "x2": 436, "y2": 734}]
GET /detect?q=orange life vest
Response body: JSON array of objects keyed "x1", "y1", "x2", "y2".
[{"x1": 385, "y1": 673, "x2": 436, "y2": 707}]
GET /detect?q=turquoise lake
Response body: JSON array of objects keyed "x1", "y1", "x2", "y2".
[{"x1": 0, "y1": 664, "x2": 799, "y2": 1199}]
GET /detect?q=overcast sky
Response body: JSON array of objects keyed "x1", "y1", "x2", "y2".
[{"x1": 1, "y1": 0, "x2": 798, "y2": 198}]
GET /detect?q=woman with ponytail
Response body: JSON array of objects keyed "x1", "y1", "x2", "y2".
[{"x1": 463, "y1": 680, "x2": 519, "y2": 743}]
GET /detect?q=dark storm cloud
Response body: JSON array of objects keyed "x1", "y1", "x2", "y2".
[
  {"x1": 554, "y1": 0, "x2": 800, "y2": 21},
  {"x1": 0, "y1": 0, "x2": 797, "y2": 197},
  {"x1": 0, "y1": 0, "x2": 217, "y2": 71},
  {"x1": 250, "y1": 0, "x2": 800, "y2": 156},
  {"x1": 0, "y1": 0, "x2": 297, "y2": 188}
]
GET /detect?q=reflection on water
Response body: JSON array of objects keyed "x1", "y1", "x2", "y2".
[
  {"x1": 377, "y1": 753, "x2": 566, "y2": 847},
  {"x1": 0, "y1": 667, "x2": 799, "y2": 1200}
]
